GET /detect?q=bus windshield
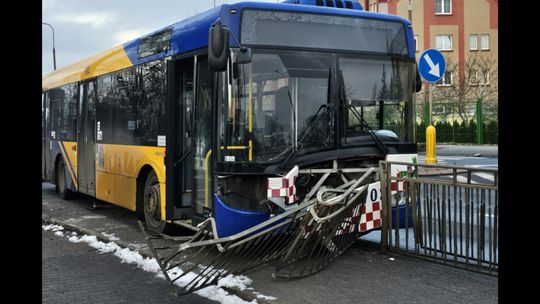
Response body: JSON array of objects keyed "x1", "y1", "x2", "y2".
[
  {"x1": 219, "y1": 49, "x2": 414, "y2": 164},
  {"x1": 221, "y1": 50, "x2": 334, "y2": 163},
  {"x1": 339, "y1": 56, "x2": 415, "y2": 145}
]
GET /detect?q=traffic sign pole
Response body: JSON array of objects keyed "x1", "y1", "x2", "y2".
[
  {"x1": 418, "y1": 49, "x2": 445, "y2": 165},
  {"x1": 425, "y1": 82, "x2": 437, "y2": 164},
  {"x1": 429, "y1": 83, "x2": 433, "y2": 125}
]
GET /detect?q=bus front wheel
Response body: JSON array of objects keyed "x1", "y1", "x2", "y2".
[{"x1": 143, "y1": 171, "x2": 166, "y2": 233}]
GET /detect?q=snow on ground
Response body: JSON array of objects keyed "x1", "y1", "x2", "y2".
[
  {"x1": 42, "y1": 224, "x2": 64, "y2": 231},
  {"x1": 101, "y1": 232, "x2": 120, "y2": 241},
  {"x1": 253, "y1": 292, "x2": 278, "y2": 301},
  {"x1": 81, "y1": 215, "x2": 107, "y2": 219},
  {"x1": 43, "y1": 224, "x2": 276, "y2": 304}
]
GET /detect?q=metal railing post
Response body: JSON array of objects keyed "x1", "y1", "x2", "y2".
[
  {"x1": 379, "y1": 161, "x2": 388, "y2": 253},
  {"x1": 379, "y1": 160, "x2": 498, "y2": 275}
]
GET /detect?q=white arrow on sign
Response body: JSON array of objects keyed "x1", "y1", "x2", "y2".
[{"x1": 424, "y1": 54, "x2": 441, "y2": 78}]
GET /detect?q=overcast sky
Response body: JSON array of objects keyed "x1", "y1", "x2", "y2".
[{"x1": 42, "y1": 0, "x2": 280, "y2": 74}]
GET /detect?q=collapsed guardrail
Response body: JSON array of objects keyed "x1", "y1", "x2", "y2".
[
  {"x1": 139, "y1": 162, "x2": 378, "y2": 295},
  {"x1": 379, "y1": 161, "x2": 498, "y2": 275}
]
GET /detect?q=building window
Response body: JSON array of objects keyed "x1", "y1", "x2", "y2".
[
  {"x1": 471, "y1": 70, "x2": 490, "y2": 86},
  {"x1": 414, "y1": 35, "x2": 419, "y2": 52},
  {"x1": 481, "y1": 34, "x2": 490, "y2": 50},
  {"x1": 469, "y1": 34, "x2": 478, "y2": 51},
  {"x1": 435, "y1": 0, "x2": 452, "y2": 14},
  {"x1": 471, "y1": 69, "x2": 479, "y2": 86},
  {"x1": 483, "y1": 70, "x2": 490, "y2": 85},
  {"x1": 378, "y1": 2, "x2": 388, "y2": 13},
  {"x1": 436, "y1": 71, "x2": 453, "y2": 86},
  {"x1": 435, "y1": 35, "x2": 452, "y2": 51}
]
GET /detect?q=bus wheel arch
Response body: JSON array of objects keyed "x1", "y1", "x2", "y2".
[
  {"x1": 55, "y1": 154, "x2": 75, "y2": 199},
  {"x1": 136, "y1": 165, "x2": 154, "y2": 221},
  {"x1": 136, "y1": 165, "x2": 167, "y2": 233}
]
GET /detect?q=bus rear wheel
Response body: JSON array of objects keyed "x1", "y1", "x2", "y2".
[
  {"x1": 57, "y1": 159, "x2": 75, "y2": 200},
  {"x1": 143, "y1": 171, "x2": 166, "y2": 233}
]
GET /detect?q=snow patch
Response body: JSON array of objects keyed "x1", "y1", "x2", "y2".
[
  {"x1": 82, "y1": 215, "x2": 107, "y2": 219},
  {"x1": 42, "y1": 224, "x2": 64, "y2": 231},
  {"x1": 253, "y1": 292, "x2": 277, "y2": 301},
  {"x1": 218, "y1": 274, "x2": 253, "y2": 291},
  {"x1": 59, "y1": 231, "x2": 268, "y2": 303},
  {"x1": 113, "y1": 247, "x2": 161, "y2": 273},
  {"x1": 195, "y1": 285, "x2": 257, "y2": 304},
  {"x1": 101, "y1": 232, "x2": 120, "y2": 241},
  {"x1": 54, "y1": 231, "x2": 64, "y2": 237}
]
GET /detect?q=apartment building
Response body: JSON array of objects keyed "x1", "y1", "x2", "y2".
[{"x1": 363, "y1": 0, "x2": 498, "y2": 123}]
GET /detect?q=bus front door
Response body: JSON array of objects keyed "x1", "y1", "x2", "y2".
[
  {"x1": 77, "y1": 81, "x2": 96, "y2": 196},
  {"x1": 166, "y1": 56, "x2": 214, "y2": 226},
  {"x1": 166, "y1": 58, "x2": 195, "y2": 221},
  {"x1": 192, "y1": 56, "x2": 214, "y2": 225}
]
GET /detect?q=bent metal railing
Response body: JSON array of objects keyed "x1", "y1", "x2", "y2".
[
  {"x1": 139, "y1": 163, "x2": 378, "y2": 295},
  {"x1": 379, "y1": 161, "x2": 498, "y2": 275}
]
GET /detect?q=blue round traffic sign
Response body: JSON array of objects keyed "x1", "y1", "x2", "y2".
[{"x1": 418, "y1": 49, "x2": 446, "y2": 83}]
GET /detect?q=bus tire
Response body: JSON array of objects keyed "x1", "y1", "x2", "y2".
[
  {"x1": 57, "y1": 159, "x2": 75, "y2": 200},
  {"x1": 143, "y1": 171, "x2": 167, "y2": 233}
]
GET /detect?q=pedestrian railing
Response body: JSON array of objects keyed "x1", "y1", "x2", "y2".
[{"x1": 379, "y1": 161, "x2": 498, "y2": 275}]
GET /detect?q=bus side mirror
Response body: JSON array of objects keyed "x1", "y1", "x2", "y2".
[
  {"x1": 236, "y1": 47, "x2": 252, "y2": 65},
  {"x1": 208, "y1": 21, "x2": 229, "y2": 72},
  {"x1": 232, "y1": 48, "x2": 252, "y2": 79},
  {"x1": 415, "y1": 62, "x2": 422, "y2": 92}
]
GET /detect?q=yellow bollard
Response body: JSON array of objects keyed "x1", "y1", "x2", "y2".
[{"x1": 425, "y1": 125, "x2": 438, "y2": 164}]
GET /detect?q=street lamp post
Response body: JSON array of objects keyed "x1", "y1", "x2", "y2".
[
  {"x1": 42, "y1": 22, "x2": 56, "y2": 70},
  {"x1": 408, "y1": 0, "x2": 412, "y2": 21}
]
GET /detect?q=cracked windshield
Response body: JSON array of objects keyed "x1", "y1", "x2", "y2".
[{"x1": 221, "y1": 50, "x2": 333, "y2": 162}]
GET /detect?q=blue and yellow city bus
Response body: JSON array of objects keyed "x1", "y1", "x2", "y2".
[{"x1": 42, "y1": 0, "x2": 421, "y2": 235}]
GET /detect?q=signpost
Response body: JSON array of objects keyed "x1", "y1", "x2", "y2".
[{"x1": 418, "y1": 49, "x2": 446, "y2": 164}]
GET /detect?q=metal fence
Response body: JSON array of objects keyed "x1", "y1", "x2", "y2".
[
  {"x1": 414, "y1": 100, "x2": 498, "y2": 144},
  {"x1": 379, "y1": 161, "x2": 498, "y2": 275}
]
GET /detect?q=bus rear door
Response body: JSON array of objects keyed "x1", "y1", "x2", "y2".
[{"x1": 77, "y1": 81, "x2": 97, "y2": 196}]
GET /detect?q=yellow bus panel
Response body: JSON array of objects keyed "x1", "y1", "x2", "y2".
[
  {"x1": 58, "y1": 141, "x2": 78, "y2": 189},
  {"x1": 95, "y1": 143, "x2": 166, "y2": 218},
  {"x1": 42, "y1": 45, "x2": 133, "y2": 91}
]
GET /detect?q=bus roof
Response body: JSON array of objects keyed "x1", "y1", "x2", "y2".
[{"x1": 42, "y1": 1, "x2": 412, "y2": 91}]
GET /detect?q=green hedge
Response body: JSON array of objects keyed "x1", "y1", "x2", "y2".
[{"x1": 416, "y1": 120, "x2": 498, "y2": 144}]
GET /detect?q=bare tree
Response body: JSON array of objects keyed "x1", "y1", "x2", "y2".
[{"x1": 417, "y1": 53, "x2": 498, "y2": 123}]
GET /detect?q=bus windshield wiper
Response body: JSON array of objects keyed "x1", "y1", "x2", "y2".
[
  {"x1": 278, "y1": 69, "x2": 334, "y2": 169},
  {"x1": 338, "y1": 70, "x2": 389, "y2": 155}
]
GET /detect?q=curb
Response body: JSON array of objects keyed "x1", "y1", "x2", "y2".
[
  {"x1": 42, "y1": 214, "x2": 152, "y2": 256},
  {"x1": 418, "y1": 152, "x2": 498, "y2": 158},
  {"x1": 42, "y1": 215, "x2": 274, "y2": 304}
]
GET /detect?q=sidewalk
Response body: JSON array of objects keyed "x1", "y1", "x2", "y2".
[
  {"x1": 418, "y1": 144, "x2": 498, "y2": 158},
  {"x1": 42, "y1": 182, "x2": 497, "y2": 304}
]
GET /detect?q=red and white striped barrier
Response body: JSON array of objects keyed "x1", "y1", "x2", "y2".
[{"x1": 267, "y1": 166, "x2": 299, "y2": 207}]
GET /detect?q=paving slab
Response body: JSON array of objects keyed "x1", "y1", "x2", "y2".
[{"x1": 42, "y1": 229, "x2": 212, "y2": 304}]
